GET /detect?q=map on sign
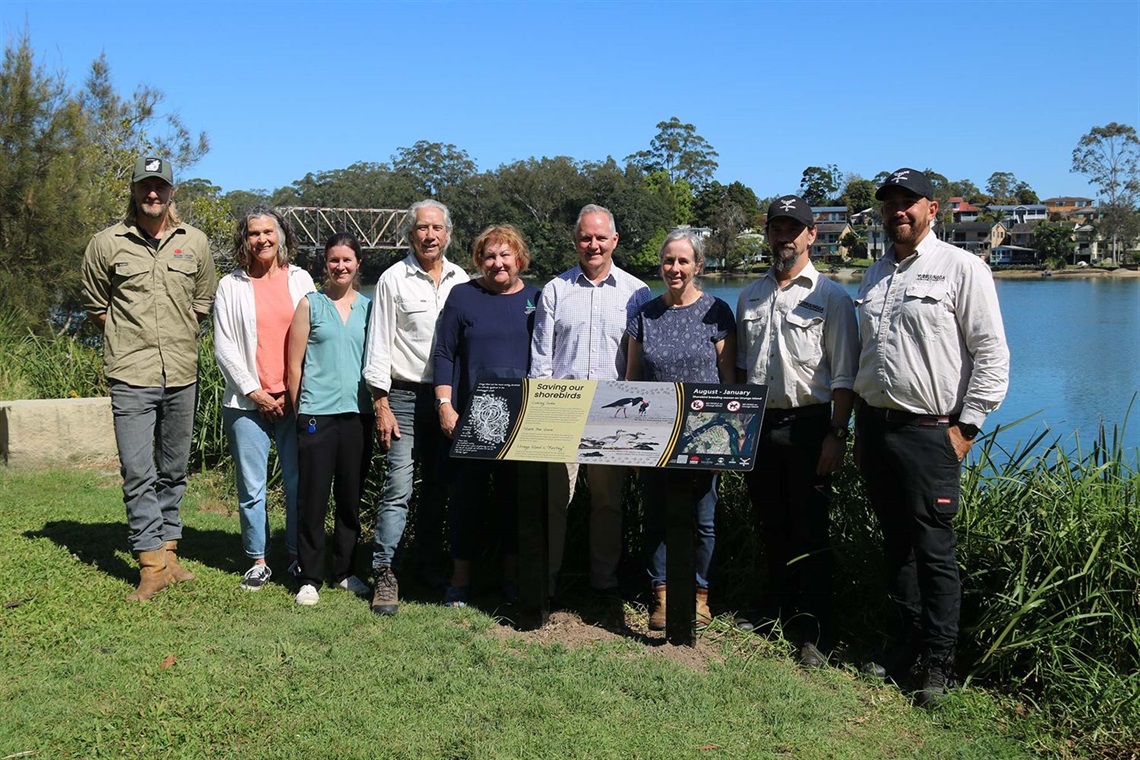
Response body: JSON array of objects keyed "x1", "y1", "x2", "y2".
[{"x1": 450, "y1": 379, "x2": 766, "y2": 472}]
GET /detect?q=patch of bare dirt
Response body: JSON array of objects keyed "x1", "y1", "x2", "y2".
[{"x1": 491, "y1": 607, "x2": 723, "y2": 672}]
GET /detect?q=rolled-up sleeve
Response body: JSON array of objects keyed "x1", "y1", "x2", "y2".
[
  {"x1": 193, "y1": 241, "x2": 218, "y2": 316},
  {"x1": 81, "y1": 237, "x2": 110, "y2": 316},
  {"x1": 528, "y1": 282, "x2": 557, "y2": 379},
  {"x1": 825, "y1": 288, "x2": 859, "y2": 391},
  {"x1": 362, "y1": 277, "x2": 395, "y2": 392},
  {"x1": 212, "y1": 281, "x2": 259, "y2": 397},
  {"x1": 957, "y1": 263, "x2": 1010, "y2": 428}
]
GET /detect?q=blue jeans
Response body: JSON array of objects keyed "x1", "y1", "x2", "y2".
[
  {"x1": 110, "y1": 382, "x2": 196, "y2": 553},
  {"x1": 643, "y1": 470, "x2": 718, "y2": 589},
  {"x1": 223, "y1": 407, "x2": 299, "y2": 560},
  {"x1": 372, "y1": 386, "x2": 448, "y2": 570}
]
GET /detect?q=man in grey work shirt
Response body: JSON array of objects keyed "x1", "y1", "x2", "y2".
[
  {"x1": 734, "y1": 194, "x2": 858, "y2": 667},
  {"x1": 81, "y1": 156, "x2": 217, "y2": 601},
  {"x1": 529, "y1": 204, "x2": 651, "y2": 598},
  {"x1": 855, "y1": 168, "x2": 1009, "y2": 707}
]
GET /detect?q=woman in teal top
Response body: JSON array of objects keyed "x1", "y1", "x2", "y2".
[{"x1": 286, "y1": 232, "x2": 373, "y2": 606}]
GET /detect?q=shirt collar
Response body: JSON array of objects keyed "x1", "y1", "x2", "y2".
[
  {"x1": 402, "y1": 251, "x2": 459, "y2": 281},
  {"x1": 764, "y1": 258, "x2": 819, "y2": 289},
  {"x1": 572, "y1": 264, "x2": 617, "y2": 287}
]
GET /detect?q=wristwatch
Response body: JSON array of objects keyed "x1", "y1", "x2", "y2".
[
  {"x1": 958, "y1": 422, "x2": 980, "y2": 441},
  {"x1": 436, "y1": 397, "x2": 451, "y2": 410},
  {"x1": 829, "y1": 424, "x2": 850, "y2": 441}
]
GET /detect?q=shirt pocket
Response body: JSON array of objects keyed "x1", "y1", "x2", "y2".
[
  {"x1": 782, "y1": 310, "x2": 824, "y2": 365},
  {"x1": 167, "y1": 256, "x2": 198, "y2": 300},
  {"x1": 110, "y1": 256, "x2": 152, "y2": 295},
  {"x1": 396, "y1": 296, "x2": 432, "y2": 338},
  {"x1": 900, "y1": 282, "x2": 953, "y2": 337}
]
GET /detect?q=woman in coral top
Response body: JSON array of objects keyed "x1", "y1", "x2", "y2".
[{"x1": 214, "y1": 207, "x2": 314, "y2": 591}]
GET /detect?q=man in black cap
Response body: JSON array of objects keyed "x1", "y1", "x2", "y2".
[
  {"x1": 855, "y1": 168, "x2": 1009, "y2": 705},
  {"x1": 81, "y1": 157, "x2": 217, "y2": 601},
  {"x1": 734, "y1": 194, "x2": 858, "y2": 667}
]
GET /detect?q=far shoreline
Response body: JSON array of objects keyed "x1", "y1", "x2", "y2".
[{"x1": 702, "y1": 266, "x2": 1140, "y2": 282}]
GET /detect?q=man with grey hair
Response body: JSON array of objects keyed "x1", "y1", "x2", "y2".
[
  {"x1": 81, "y1": 156, "x2": 217, "y2": 601},
  {"x1": 734, "y1": 194, "x2": 858, "y2": 667},
  {"x1": 363, "y1": 199, "x2": 468, "y2": 615},
  {"x1": 530, "y1": 204, "x2": 651, "y2": 600}
]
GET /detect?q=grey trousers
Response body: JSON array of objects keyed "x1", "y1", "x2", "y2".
[{"x1": 110, "y1": 382, "x2": 196, "y2": 552}]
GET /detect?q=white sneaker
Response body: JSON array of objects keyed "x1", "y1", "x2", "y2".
[
  {"x1": 295, "y1": 584, "x2": 320, "y2": 606},
  {"x1": 335, "y1": 575, "x2": 370, "y2": 596}
]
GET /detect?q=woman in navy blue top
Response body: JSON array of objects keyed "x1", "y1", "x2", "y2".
[
  {"x1": 433, "y1": 225, "x2": 541, "y2": 607},
  {"x1": 626, "y1": 230, "x2": 736, "y2": 631}
]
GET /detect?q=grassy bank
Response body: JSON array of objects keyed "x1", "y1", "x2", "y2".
[
  {"x1": 1, "y1": 468, "x2": 1035, "y2": 759},
  {"x1": 2, "y1": 321, "x2": 1137, "y2": 757}
]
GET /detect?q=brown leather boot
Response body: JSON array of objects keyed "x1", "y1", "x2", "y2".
[
  {"x1": 695, "y1": 588, "x2": 712, "y2": 628},
  {"x1": 126, "y1": 548, "x2": 172, "y2": 601},
  {"x1": 648, "y1": 584, "x2": 667, "y2": 631},
  {"x1": 162, "y1": 540, "x2": 195, "y2": 583}
]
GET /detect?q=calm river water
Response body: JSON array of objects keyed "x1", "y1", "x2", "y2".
[{"x1": 656, "y1": 275, "x2": 1140, "y2": 462}]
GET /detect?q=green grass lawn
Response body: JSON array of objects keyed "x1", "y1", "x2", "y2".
[{"x1": 0, "y1": 468, "x2": 1039, "y2": 759}]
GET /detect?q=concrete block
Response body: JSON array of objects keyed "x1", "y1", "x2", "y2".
[{"x1": 0, "y1": 397, "x2": 118, "y2": 468}]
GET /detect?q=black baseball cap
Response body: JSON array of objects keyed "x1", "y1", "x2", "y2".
[
  {"x1": 132, "y1": 156, "x2": 174, "y2": 185},
  {"x1": 876, "y1": 167, "x2": 934, "y2": 201},
  {"x1": 765, "y1": 194, "x2": 814, "y2": 227}
]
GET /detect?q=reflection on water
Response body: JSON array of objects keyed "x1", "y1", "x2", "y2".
[{"x1": 651, "y1": 275, "x2": 1140, "y2": 461}]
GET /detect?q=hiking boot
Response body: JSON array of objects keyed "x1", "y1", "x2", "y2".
[
  {"x1": 240, "y1": 563, "x2": 272, "y2": 591},
  {"x1": 648, "y1": 585, "x2": 667, "y2": 631},
  {"x1": 126, "y1": 548, "x2": 172, "y2": 602},
  {"x1": 162, "y1": 540, "x2": 194, "y2": 583},
  {"x1": 295, "y1": 584, "x2": 320, "y2": 606},
  {"x1": 695, "y1": 587, "x2": 712, "y2": 629},
  {"x1": 371, "y1": 566, "x2": 399, "y2": 616},
  {"x1": 914, "y1": 655, "x2": 958, "y2": 708},
  {"x1": 335, "y1": 576, "x2": 370, "y2": 596}
]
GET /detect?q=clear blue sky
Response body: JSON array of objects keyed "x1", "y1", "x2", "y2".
[{"x1": 4, "y1": 0, "x2": 1138, "y2": 200}]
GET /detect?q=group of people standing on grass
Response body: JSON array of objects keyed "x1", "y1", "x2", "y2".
[{"x1": 82, "y1": 156, "x2": 1008, "y2": 709}]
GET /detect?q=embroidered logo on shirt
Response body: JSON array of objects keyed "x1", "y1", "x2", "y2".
[
  {"x1": 915, "y1": 273, "x2": 946, "y2": 282},
  {"x1": 172, "y1": 249, "x2": 188, "y2": 258},
  {"x1": 797, "y1": 300, "x2": 824, "y2": 314},
  {"x1": 936, "y1": 497, "x2": 953, "y2": 506},
  {"x1": 525, "y1": 299, "x2": 536, "y2": 315}
]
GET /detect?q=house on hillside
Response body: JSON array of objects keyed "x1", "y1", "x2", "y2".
[
  {"x1": 947, "y1": 197, "x2": 982, "y2": 223},
  {"x1": 986, "y1": 204, "x2": 1048, "y2": 225},
  {"x1": 1006, "y1": 222, "x2": 1038, "y2": 249},
  {"x1": 990, "y1": 245, "x2": 1039, "y2": 265},
  {"x1": 943, "y1": 221, "x2": 1006, "y2": 257},
  {"x1": 810, "y1": 222, "x2": 853, "y2": 262},
  {"x1": 811, "y1": 206, "x2": 848, "y2": 224},
  {"x1": 1043, "y1": 196, "x2": 1093, "y2": 219}
]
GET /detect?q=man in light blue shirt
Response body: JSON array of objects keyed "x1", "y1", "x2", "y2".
[{"x1": 530, "y1": 204, "x2": 651, "y2": 597}]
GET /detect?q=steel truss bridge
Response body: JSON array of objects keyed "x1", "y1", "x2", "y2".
[{"x1": 277, "y1": 207, "x2": 409, "y2": 252}]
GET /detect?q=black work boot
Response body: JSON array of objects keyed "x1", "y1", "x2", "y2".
[{"x1": 914, "y1": 654, "x2": 958, "y2": 708}]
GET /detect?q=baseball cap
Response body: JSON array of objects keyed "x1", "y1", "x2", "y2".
[
  {"x1": 765, "y1": 195, "x2": 814, "y2": 228},
  {"x1": 132, "y1": 156, "x2": 174, "y2": 185},
  {"x1": 876, "y1": 168, "x2": 934, "y2": 201}
]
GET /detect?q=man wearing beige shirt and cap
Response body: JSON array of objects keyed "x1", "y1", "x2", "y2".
[
  {"x1": 855, "y1": 168, "x2": 1009, "y2": 707},
  {"x1": 734, "y1": 194, "x2": 858, "y2": 668},
  {"x1": 81, "y1": 156, "x2": 217, "y2": 601}
]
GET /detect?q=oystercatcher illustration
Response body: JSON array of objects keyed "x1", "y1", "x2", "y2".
[
  {"x1": 637, "y1": 400, "x2": 650, "y2": 416},
  {"x1": 602, "y1": 396, "x2": 644, "y2": 418}
]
